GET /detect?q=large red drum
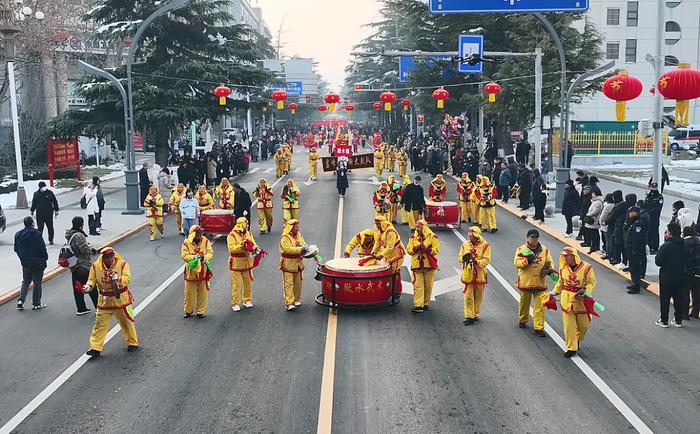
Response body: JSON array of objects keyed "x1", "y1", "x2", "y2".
[
  {"x1": 317, "y1": 258, "x2": 398, "y2": 307},
  {"x1": 199, "y1": 209, "x2": 234, "y2": 234},
  {"x1": 425, "y1": 200, "x2": 460, "y2": 226}
]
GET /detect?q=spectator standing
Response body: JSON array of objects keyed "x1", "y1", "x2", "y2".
[
  {"x1": 531, "y1": 169, "x2": 547, "y2": 223},
  {"x1": 233, "y1": 183, "x2": 252, "y2": 224},
  {"x1": 682, "y1": 226, "x2": 700, "y2": 319},
  {"x1": 561, "y1": 180, "x2": 579, "y2": 238},
  {"x1": 138, "y1": 162, "x2": 150, "y2": 206},
  {"x1": 66, "y1": 216, "x2": 98, "y2": 315},
  {"x1": 30, "y1": 181, "x2": 59, "y2": 244},
  {"x1": 516, "y1": 164, "x2": 532, "y2": 210},
  {"x1": 498, "y1": 162, "x2": 511, "y2": 203},
  {"x1": 14, "y1": 216, "x2": 48, "y2": 310},
  {"x1": 624, "y1": 206, "x2": 647, "y2": 294},
  {"x1": 606, "y1": 190, "x2": 626, "y2": 265},
  {"x1": 577, "y1": 185, "x2": 592, "y2": 243},
  {"x1": 644, "y1": 182, "x2": 664, "y2": 254},
  {"x1": 158, "y1": 168, "x2": 173, "y2": 212},
  {"x1": 206, "y1": 153, "x2": 218, "y2": 186},
  {"x1": 599, "y1": 193, "x2": 616, "y2": 257},
  {"x1": 82, "y1": 181, "x2": 100, "y2": 236},
  {"x1": 654, "y1": 223, "x2": 687, "y2": 328},
  {"x1": 93, "y1": 177, "x2": 105, "y2": 233},
  {"x1": 179, "y1": 190, "x2": 200, "y2": 236},
  {"x1": 583, "y1": 188, "x2": 603, "y2": 254}
]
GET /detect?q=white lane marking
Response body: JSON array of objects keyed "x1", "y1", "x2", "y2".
[
  {"x1": 0, "y1": 175, "x2": 288, "y2": 434},
  {"x1": 294, "y1": 167, "x2": 302, "y2": 173},
  {"x1": 447, "y1": 225, "x2": 653, "y2": 434},
  {"x1": 264, "y1": 167, "x2": 274, "y2": 173},
  {"x1": 248, "y1": 167, "x2": 260, "y2": 174}
]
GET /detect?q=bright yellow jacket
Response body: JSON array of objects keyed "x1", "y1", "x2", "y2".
[
  {"x1": 281, "y1": 183, "x2": 300, "y2": 210},
  {"x1": 554, "y1": 259, "x2": 597, "y2": 314},
  {"x1": 397, "y1": 151, "x2": 408, "y2": 166},
  {"x1": 170, "y1": 186, "x2": 186, "y2": 213},
  {"x1": 406, "y1": 228, "x2": 440, "y2": 271},
  {"x1": 227, "y1": 228, "x2": 258, "y2": 272},
  {"x1": 87, "y1": 253, "x2": 133, "y2": 310},
  {"x1": 372, "y1": 223, "x2": 405, "y2": 269},
  {"x1": 195, "y1": 190, "x2": 215, "y2": 211},
  {"x1": 514, "y1": 243, "x2": 554, "y2": 291},
  {"x1": 215, "y1": 183, "x2": 235, "y2": 210},
  {"x1": 373, "y1": 150, "x2": 384, "y2": 167},
  {"x1": 144, "y1": 192, "x2": 164, "y2": 217},
  {"x1": 345, "y1": 230, "x2": 377, "y2": 257},
  {"x1": 181, "y1": 237, "x2": 214, "y2": 281},
  {"x1": 459, "y1": 239, "x2": 491, "y2": 284},
  {"x1": 254, "y1": 184, "x2": 274, "y2": 209},
  {"x1": 279, "y1": 232, "x2": 306, "y2": 272},
  {"x1": 309, "y1": 150, "x2": 319, "y2": 165}
]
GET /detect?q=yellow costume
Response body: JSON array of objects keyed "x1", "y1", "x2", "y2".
[
  {"x1": 373, "y1": 149, "x2": 384, "y2": 177},
  {"x1": 372, "y1": 216, "x2": 406, "y2": 275},
  {"x1": 428, "y1": 175, "x2": 447, "y2": 202},
  {"x1": 373, "y1": 183, "x2": 391, "y2": 221},
  {"x1": 459, "y1": 227, "x2": 491, "y2": 322},
  {"x1": 282, "y1": 144, "x2": 292, "y2": 174},
  {"x1": 143, "y1": 186, "x2": 165, "y2": 240},
  {"x1": 195, "y1": 186, "x2": 215, "y2": 211},
  {"x1": 281, "y1": 180, "x2": 300, "y2": 223},
  {"x1": 383, "y1": 144, "x2": 391, "y2": 170},
  {"x1": 476, "y1": 176, "x2": 498, "y2": 232},
  {"x1": 279, "y1": 219, "x2": 306, "y2": 310},
  {"x1": 397, "y1": 149, "x2": 408, "y2": 177},
  {"x1": 308, "y1": 148, "x2": 319, "y2": 180},
  {"x1": 86, "y1": 248, "x2": 138, "y2": 354},
  {"x1": 215, "y1": 178, "x2": 235, "y2": 210},
  {"x1": 344, "y1": 229, "x2": 377, "y2": 257},
  {"x1": 227, "y1": 217, "x2": 259, "y2": 309},
  {"x1": 181, "y1": 225, "x2": 214, "y2": 317},
  {"x1": 387, "y1": 147, "x2": 396, "y2": 172},
  {"x1": 254, "y1": 179, "x2": 274, "y2": 234},
  {"x1": 457, "y1": 174, "x2": 475, "y2": 223},
  {"x1": 514, "y1": 241, "x2": 554, "y2": 333},
  {"x1": 170, "y1": 184, "x2": 186, "y2": 234},
  {"x1": 386, "y1": 175, "x2": 400, "y2": 223},
  {"x1": 406, "y1": 220, "x2": 440, "y2": 310},
  {"x1": 274, "y1": 149, "x2": 285, "y2": 178}
]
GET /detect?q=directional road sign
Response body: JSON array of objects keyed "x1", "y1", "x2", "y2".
[
  {"x1": 429, "y1": 0, "x2": 589, "y2": 14},
  {"x1": 285, "y1": 81, "x2": 303, "y2": 97},
  {"x1": 458, "y1": 34, "x2": 483, "y2": 74},
  {"x1": 399, "y1": 55, "x2": 455, "y2": 82}
]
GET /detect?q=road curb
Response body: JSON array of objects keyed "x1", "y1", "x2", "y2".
[
  {"x1": 591, "y1": 172, "x2": 700, "y2": 202},
  {"x1": 0, "y1": 221, "x2": 150, "y2": 306}
]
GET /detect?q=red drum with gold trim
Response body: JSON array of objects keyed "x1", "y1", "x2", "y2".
[
  {"x1": 425, "y1": 200, "x2": 460, "y2": 226},
  {"x1": 317, "y1": 258, "x2": 398, "y2": 307},
  {"x1": 199, "y1": 209, "x2": 234, "y2": 234}
]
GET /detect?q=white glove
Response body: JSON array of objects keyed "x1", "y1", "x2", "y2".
[
  {"x1": 111, "y1": 273, "x2": 119, "y2": 282},
  {"x1": 243, "y1": 210, "x2": 248, "y2": 216},
  {"x1": 547, "y1": 290, "x2": 556, "y2": 297},
  {"x1": 82, "y1": 284, "x2": 93, "y2": 294}
]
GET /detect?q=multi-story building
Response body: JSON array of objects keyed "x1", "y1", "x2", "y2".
[
  {"x1": 262, "y1": 58, "x2": 322, "y2": 99},
  {"x1": 572, "y1": 0, "x2": 700, "y2": 125}
]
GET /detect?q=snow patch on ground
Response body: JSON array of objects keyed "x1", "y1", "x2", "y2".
[{"x1": 0, "y1": 181, "x2": 71, "y2": 210}]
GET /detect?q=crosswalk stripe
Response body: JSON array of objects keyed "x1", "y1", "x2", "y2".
[
  {"x1": 294, "y1": 167, "x2": 302, "y2": 173},
  {"x1": 248, "y1": 167, "x2": 260, "y2": 174},
  {"x1": 264, "y1": 167, "x2": 274, "y2": 173}
]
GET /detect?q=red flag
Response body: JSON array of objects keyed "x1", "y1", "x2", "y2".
[
  {"x1": 541, "y1": 293, "x2": 558, "y2": 311},
  {"x1": 582, "y1": 296, "x2": 600, "y2": 318}
]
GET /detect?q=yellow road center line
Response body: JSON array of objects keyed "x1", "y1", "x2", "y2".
[{"x1": 317, "y1": 196, "x2": 343, "y2": 434}]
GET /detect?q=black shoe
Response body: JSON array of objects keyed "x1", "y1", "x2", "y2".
[
  {"x1": 621, "y1": 267, "x2": 630, "y2": 272},
  {"x1": 649, "y1": 250, "x2": 658, "y2": 255},
  {"x1": 609, "y1": 260, "x2": 620, "y2": 265},
  {"x1": 184, "y1": 312, "x2": 193, "y2": 318},
  {"x1": 535, "y1": 330, "x2": 546, "y2": 337},
  {"x1": 17, "y1": 301, "x2": 24, "y2": 310},
  {"x1": 580, "y1": 243, "x2": 590, "y2": 248},
  {"x1": 463, "y1": 318, "x2": 475, "y2": 325},
  {"x1": 127, "y1": 345, "x2": 139, "y2": 352},
  {"x1": 422, "y1": 305, "x2": 429, "y2": 311},
  {"x1": 626, "y1": 285, "x2": 637, "y2": 290},
  {"x1": 411, "y1": 307, "x2": 423, "y2": 313},
  {"x1": 518, "y1": 322, "x2": 527, "y2": 329},
  {"x1": 473, "y1": 317, "x2": 479, "y2": 321},
  {"x1": 86, "y1": 349, "x2": 101, "y2": 357},
  {"x1": 491, "y1": 228, "x2": 498, "y2": 233},
  {"x1": 575, "y1": 235, "x2": 584, "y2": 241},
  {"x1": 76, "y1": 309, "x2": 92, "y2": 316},
  {"x1": 196, "y1": 314, "x2": 205, "y2": 318},
  {"x1": 627, "y1": 289, "x2": 641, "y2": 294},
  {"x1": 564, "y1": 350, "x2": 577, "y2": 358}
]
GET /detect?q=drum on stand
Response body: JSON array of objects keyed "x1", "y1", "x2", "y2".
[
  {"x1": 315, "y1": 258, "x2": 399, "y2": 308},
  {"x1": 425, "y1": 200, "x2": 461, "y2": 228},
  {"x1": 199, "y1": 209, "x2": 235, "y2": 234}
]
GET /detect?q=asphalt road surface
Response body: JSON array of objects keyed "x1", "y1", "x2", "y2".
[{"x1": 1, "y1": 150, "x2": 698, "y2": 434}]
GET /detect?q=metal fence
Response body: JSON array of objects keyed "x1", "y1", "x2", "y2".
[{"x1": 569, "y1": 132, "x2": 669, "y2": 156}]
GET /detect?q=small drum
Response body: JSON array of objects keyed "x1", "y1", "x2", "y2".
[
  {"x1": 425, "y1": 200, "x2": 460, "y2": 227},
  {"x1": 304, "y1": 244, "x2": 319, "y2": 258},
  {"x1": 199, "y1": 209, "x2": 234, "y2": 234},
  {"x1": 316, "y1": 258, "x2": 399, "y2": 308}
]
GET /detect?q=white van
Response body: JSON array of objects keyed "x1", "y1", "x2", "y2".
[{"x1": 668, "y1": 124, "x2": 700, "y2": 151}]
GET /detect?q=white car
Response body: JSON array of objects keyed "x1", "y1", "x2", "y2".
[{"x1": 668, "y1": 125, "x2": 700, "y2": 151}]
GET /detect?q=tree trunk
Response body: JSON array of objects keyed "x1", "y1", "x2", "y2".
[{"x1": 155, "y1": 125, "x2": 169, "y2": 167}]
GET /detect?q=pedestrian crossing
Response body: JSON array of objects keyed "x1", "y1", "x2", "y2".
[
  {"x1": 248, "y1": 167, "x2": 260, "y2": 174},
  {"x1": 263, "y1": 167, "x2": 274, "y2": 173}
]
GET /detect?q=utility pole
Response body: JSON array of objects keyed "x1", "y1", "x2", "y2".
[
  {"x1": 478, "y1": 86, "x2": 485, "y2": 152},
  {"x1": 534, "y1": 48, "x2": 543, "y2": 173},
  {"x1": 651, "y1": 0, "x2": 665, "y2": 185}
]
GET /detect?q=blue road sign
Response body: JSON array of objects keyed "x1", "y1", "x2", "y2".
[
  {"x1": 458, "y1": 34, "x2": 484, "y2": 74},
  {"x1": 285, "y1": 81, "x2": 303, "y2": 97},
  {"x1": 399, "y1": 55, "x2": 455, "y2": 82},
  {"x1": 429, "y1": 0, "x2": 589, "y2": 14}
]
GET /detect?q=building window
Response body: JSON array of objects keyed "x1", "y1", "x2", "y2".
[
  {"x1": 626, "y1": 2, "x2": 639, "y2": 26},
  {"x1": 607, "y1": 8, "x2": 621, "y2": 25},
  {"x1": 665, "y1": 21, "x2": 681, "y2": 32},
  {"x1": 625, "y1": 39, "x2": 637, "y2": 62},
  {"x1": 665, "y1": 55, "x2": 679, "y2": 66},
  {"x1": 606, "y1": 42, "x2": 620, "y2": 60},
  {"x1": 666, "y1": 1, "x2": 681, "y2": 8},
  {"x1": 665, "y1": 21, "x2": 682, "y2": 45}
]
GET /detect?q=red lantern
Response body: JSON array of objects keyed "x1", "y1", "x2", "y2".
[
  {"x1": 271, "y1": 89, "x2": 288, "y2": 110},
  {"x1": 372, "y1": 102, "x2": 383, "y2": 111},
  {"x1": 324, "y1": 92, "x2": 341, "y2": 113},
  {"x1": 318, "y1": 104, "x2": 328, "y2": 112},
  {"x1": 657, "y1": 63, "x2": 700, "y2": 126},
  {"x1": 483, "y1": 82, "x2": 502, "y2": 103},
  {"x1": 345, "y1": 104, "x2": 355, "y2": 117},
  {"x1": 288, "y1": 102, "x2": 298, "y2": 115},
  {"x1": 214, "y1": 85, "x2": 231, "y2": 106},
  {"x1": 380, "y1": 91, "x2": 397, "y2": 112},
  {"x1": 601, "y1": 70, "x2": 643, "y2": 122},
  {"x1": 401, "y1": 99, "x2": 411, "y2": 112},
  {"x1": 432, "y1": 88, "x2": 449, "y2": 109}
]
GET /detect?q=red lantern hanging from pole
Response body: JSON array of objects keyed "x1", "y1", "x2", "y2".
[
  {"x1": 401, "y1": 99, "x2": 411, "y2": 112},
  {"x1": 318, "y1": 104, "x2": 328, "y2": 116},
  {"x1": 483, "y1": 82, "x2": 502, "y2": 103},
  {"x1": 214, "y1": 85, "x2": 231, "y2": 106},
  {"x1": 657, "y1": 63, "x2": 700, "y2": 126},
  {"x1": 380, "y1": 91, "x2": 397, "y2": 111},
  {"x1": 432, "y1": 88, "x2": 449, "y2": 109},
  {"x1": 345, "y1": 104, "x2": 355, "y2": 117},
  {"x1": 271, "y1": 89, "x2": 288, "y2": 110},
  {"x1": 601, "y1": 70, "x2": 643, "y2": 122},
  {"x1": 372, "y1": 102, "x2": 382, "y2": 111},
  {"x1": 288, "y1": 102, "x2": 298, "y2": 115},
  {"x1": 324, "y1": 92, "x2": 341, "y2": 113}
]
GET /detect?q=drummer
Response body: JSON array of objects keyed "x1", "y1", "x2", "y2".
[
  {"x1": 428, "y1": 174, "x2": 447, "y2": 202},
  {"x1": 253, "y1": 179, "x2": 274, "y2": 234},
  {"x1": 308, "y1": 146, "x2": 320, "y2": 181},
  {"x1": 227, "y1": 217, "x2": 259, "y2": 312},
  {"x1": 143, "y1": 185, "x2": 165, "y2": 241},
  {"x1": 373, "y1": 182, "x2": 391, "y2": 220},
  {"x1": 196, "y1": 185, "x2": 215, "y2": 211},
  {"x1": 371, "y1": 216, "x2": 405, "y2": 293},
  {"x1": 475, "y1": 176, "x2": 498, "y2": 233},
  {"x1": 279, "y1": 219, "x2": 308, "y2": 311},
  {"x1": 181, "y1": 225, "x2": 214, "y2": 318},
  {"x1": 457, "y1": 173, "x2": 475, "y2": 224},
  {"x1": 459, "y1": 226, "x2": 491, "y2": 325},
  {"x1": 406, "y1": 219, "x2": 440, "y2": 313},
  {"x1": 386, "y1": 175, "x2": 400, "y2": 223},
  {"x1": 281, "y1": 179, "x2": 300, "y2": 223},
  {"x1": 215, "y1": 177, "x2": 234, "y2": 210},
  {"x1": 343, "y1": 229, "x2": 377, "y2": 258}
]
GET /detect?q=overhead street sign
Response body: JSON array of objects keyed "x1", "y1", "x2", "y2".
[
  {"x1": 429, "y1": 0, "x2": 589, "y2": 14},
  {"x1": 458, "y1": 34, "x2": 483, "y2": 74},
  {"x1": 285, "y1": 81, "x2": 303, "y2": 97},
  {"x1": 399, "y1": 55, "x2": 454, "y2": 82}
]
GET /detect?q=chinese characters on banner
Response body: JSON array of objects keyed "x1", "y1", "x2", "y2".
[
  {"x1": 335, "y1": 144, "x2": 353, "y2": 158},
  {"x1": 321, "y1": 152, "x2": 374, "y2": 172},
  {"x1": 47, "y1": 138, "x2": 81, "y2": 186}
]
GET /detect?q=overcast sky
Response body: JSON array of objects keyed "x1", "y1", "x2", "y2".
[{"x1": 258, "y1": 0, "x2": 382, "y2": 91}]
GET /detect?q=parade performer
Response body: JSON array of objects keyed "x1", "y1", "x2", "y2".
[
  {"x1": 476, "y1": 176, "x2": 498, "y2": 233},
  {"x1": 170, "y1": 183, "x2": 187, "y2": 235},
  {"x1": 215, "y1": 177, "x2": 234, "y2": 210},
  {"x1": 459, "y1": 227, "x2": 491, "y2": 325},
  {"x1": 281, "y1": 179, "x2": 300, "y2": 223},
  {"x1": 373, "y1": 182, "x2": 391, "y2": 220},
  {"x1": 399, "y1": 175, "x2": 412, "y2": 225},
  {"x1": 406, "y1": 219, "x2": 440, "y2": 312},
  {"x1": 387, "y1": 175, "x2": 401, "y2": 223},
  {"x1": 195, "y1": 185, "x2": 214, "y2": 211},
  {"x1": 282, "y1": 144, "x2": 292, "y2": 174},
  {"x1": 181, "y1": 225, "x2": 214, "y2": 318},
  {"x1": 144, "y1": 185, "x2": 165, "y2": 241},
  {"x1": 387, "y1": 146, "x2": 396, "y2": 172},
  {"x1": 308, "y1": 146, "x2": 320, "y2": 181},
  {"x1": 279, "y1": 219, "x2": 308, "y2": 311},
  {"x1": 227, "y1": 217, "x2": 261, "y2": 312},
  {"x1": 84, "y1": 247, "x2": 138, "y2": 357},
  {"x1": 253, "y1": 179, "x2": 274, "y2": 234},
  {"x1": 457, "y1": 173, "x2": 475, "y2": 224},
  {"x1": 274, "y1": 148, "x2": 285, "y2": 178},
  {"x1": 373, "y1": 147, "x2": 385, "y2": 177},
  {"x1": 550, "y1": 247, "x2": 597, "y2": 357},
  {"x1": 428, "y1": 174, "x2": 447, "y2": 202},
  {"x1": 383, "y1": 143, "x2": 391, "y2": 170},
  {"x1": 343, "y1": 229, "x2": 377, "y2": 257},
  {"x1": 514, "y1": 229, "x2": 554, "y2": 336},
  {"x1": 372, "y1": 131, "x2": 382, "y2": 149},
  {"x1": 371, "y1": 216, "x2": 405, "y2": 298},
  {"x1": 397, "y1": 148, "x2": 408, "y2": 177}
]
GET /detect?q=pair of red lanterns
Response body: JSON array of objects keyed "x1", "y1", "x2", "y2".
[{"x1": 371, "y1": 93, "x2": 411, "y2": 112}]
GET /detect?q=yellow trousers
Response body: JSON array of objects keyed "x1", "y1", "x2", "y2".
[
  {"x1": 258, "y1": 208, "x2": 273, "y2": 233},
  {"x1": 469, "y1": 203, "x2": 479, "y2": 223},
  {"x1": 375, "y1": 210, "x2": 390, "y2": 221},
  {"x1": 400, "y1": 208, "x2": 411, "y2": 225},
  {"x1": 231, "y1": 271, "x2": 253, "y2": 305},
  {"x1": 388, "y1": 159, "x2": 395, "y2": 171},
  {"x1": 413, "y1": 269, "x2": 436, "y2": 308},
  {"x1": 148, "y1": 217, "x2": 163, "y2": 238},
  {"x1": 459, "y1": 201, "x2": 470, "y2": 223},
  {"x1": 398, "y1": 164, "x2": 406, "y2": 177},
  {"x1": 283, "y1": 271, "x2": 302, "y2": 306},
  {"x1": 563, "y1": 310, "x2": 591, "y2": 351},
  {"x1": 375, "y1": 166, "x2": 383, "y2": 177},
  {"x1": 283, "y1": 208, "x2": 299, "y2": 223},
  {"x1": 184, "y1": 280, "x2": 209, "y2": 315},
  {"x1": 464, "y1": 283, "x2": 485, "y2": 319},
  {"x1": 479, "y1": 207, "x2": 497, "y2": 231},
  {"x1": 310, "y1": 162, "x2": 317, "y2": 179},
  {"x1": 406, "y1": 210, "x2": 421, "y2": 230},
  {"x1": 175, "y1": 212, "x2": 183, "y2": 234},
  {"x1": 518, "y1": 290, "x2": 545, "y2": 331},
  {"x1": 389, "y1": 203, "x2": 399, "y2": 223},
  {"x1": 89, "y1": 308, "x2": 138, "y2": 351},
  {"x1": 384, "y1": 158, "x2": 391, "y2": 170},
  {"x1": 276, "y1": 164, "x2": 284, "y2": 177}
]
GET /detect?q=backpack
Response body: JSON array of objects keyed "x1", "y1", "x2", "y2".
[
  {"x1": 58, "y1": 233, "x2": 79, "y2": 268},
  {"x1": 80, "y1": 195, "x2": 87, "y2": 209}
]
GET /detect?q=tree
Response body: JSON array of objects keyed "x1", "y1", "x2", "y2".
[{"x1": 50, "y1": 0, "x2": 274, "y2": 166}]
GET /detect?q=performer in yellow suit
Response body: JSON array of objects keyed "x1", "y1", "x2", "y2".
[
  {"x1": 170, "y1": 183, "x2": 186, "y2": 235},
  {"x1": 227, "y1": 217, "x2": 259, "y2": 312},
  {"x1": 343, "y1": 229, "x2": 377, "y2": 257},
  {"x1": 551, "y1": 247, "x2": 597, "y2": 357},
  {"x1": 514, "y1": 229, "x2": 554, "y2": 336},
  {"x1": 308, "y1": 146, "x2": 320, "y2": 181},
  {"x1": 84, "y1": 247, "x2": 138, "y2": 357},
  {"x1": 397, "y1": 148, "x2": 408, "y2": 177},
  {"x1": 406, "y1": 219, "x2": 440, "y2": 312},
  {"x1": 383, "y1": 143, "x2": 391, "y2": 170},
  {"x1": 373, "y1": 183, "x2": 391, "y2": 220},
  {"x1": 459, "y1": 226, "x2": 491, "y2": 325},
  {"x1": 274, "y1": 148, "x2": 285, "y2": 178},
  {"x1": 215, "y1": 177, "x2": 234, "y2": 210},
  {"x1": 373, "y1": 147, "x2": 385, "y2": 177},
  {"x1": 181, "y1": 225, "x2": 214, "y2": 318},
  {"x1": 371, "y1": 215, "x2": 406, "y2": 299},
  {"x1": 387, "y1": 146, "x2": 396, "y2": 172},
  {"x1": 195, "y1": 185, "x2": 215, "y2": 211},
  {"x1": 253, "y1": 179, "x2": 274, "y2": 234},
  {"x1": 281, "y1": 179, "x2": 300, "y2": 223},
  {"x1": 143, "y1": 185, "x2": 165, "y2": 241},
  {"x1": 279, "y1": 219, "x2": 307, "y2": 311},
  {"x1": 386, "y1": 175, "x2": 401, "y2": 223},
  {"x1": 399, "y1": 175, "x2": 412, "y2": 225},
  {"x1": 456, "y1": 173, "x2": 474, "y2": 223},
  {"x1": 476, "y1": 176, "x2": 498, "y2": 233},
  {"x1": 282, "y1": 144, "x2": 292, "y2": 174}
]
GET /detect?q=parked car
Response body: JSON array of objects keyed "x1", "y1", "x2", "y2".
[
  {"x1": 668, "y1": 125, "x2": 700, "y2": 151},
  {"x1": 0, "y1": 204, "x2": 5, "y2": 233}
]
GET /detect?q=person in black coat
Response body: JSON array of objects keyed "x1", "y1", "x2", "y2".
[
  {"x1": 683, "y1": 226, "x2": 700, "y2": 319},
  {"x1": 644, "y1": 182, "x2": 664, "y2": 254},
  {"x1": 138, "y1": 162, "x2": 150, "y2": 206},
  {"x1": 577, "y1": 185, "x2": 592, "y2": 243},
  {"x1": 336, "y1": 159, "x2": 349, "y2": 197},
  {"x1": 624, "y1": 205, "x2": 647, "y2": 293},
  {"x1": 30, "y1": 181, "x2": 59, "y2": 244},
  {"x1": 14, "y1": 216, "x2": 48, "y2": 309},
  {"x1": 655, "y1": 223, "x2": 687, "y2": 327},
  {"x1": 561, "y1": 179, "x2": 579, "y2": 237},
  {"x1": 233, "y1": 183, "x2": 252, "y2": 224},
  {"x1": 516, "y1": 165, "x2": 532, "y2": 210},
  {"x1": 604, "y1": 190, "x2": 625, "y2": 264},
  {"x1": 531, "y1": 169, "x2": 547, "y2": 222},
  {"x1": 400, "y1": 175, "x2": 426, "y2": 230}
]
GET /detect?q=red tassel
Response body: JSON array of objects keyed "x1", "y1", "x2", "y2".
[{"x1": 582, "y1": 296, "x2": 600, "y2": 318}]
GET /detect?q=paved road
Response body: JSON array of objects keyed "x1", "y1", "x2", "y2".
[{"x1": 1, "y1": 150, "x2": 698, "y2": 433}]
